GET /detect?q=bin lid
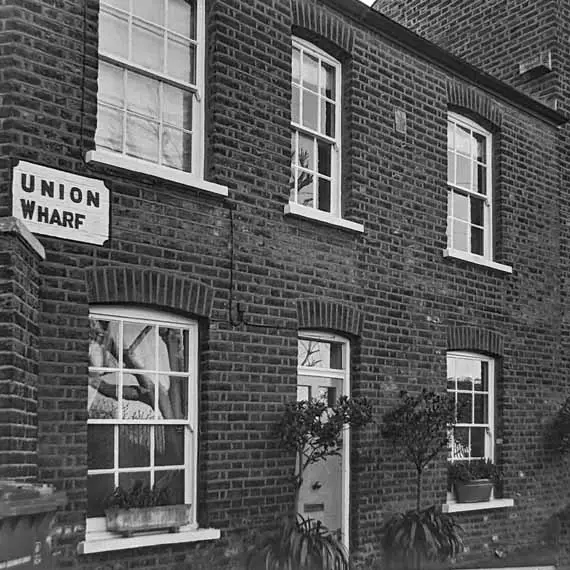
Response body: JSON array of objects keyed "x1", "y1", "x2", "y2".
[{"x1": 0, "y1": 480, "x2": 67, "y2": 518}]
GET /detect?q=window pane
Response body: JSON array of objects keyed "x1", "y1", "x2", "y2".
[
  {"x1": 298, "y1": 134, "x2": 315, "y2": 169},
  {"x1": 471, "y1": 428, "x2": 486, "y2": 458},
  {"x1": 158, "y1": 374, "x2": 188, "y2": 419},
  {"x1": 156, "y1": 426, "x2": 185, "y2": 466},
  {"x1": 474, "y1": 132, "x2": 486, "y2": 163},
  {"x1": 100, "y1": 10, "x2": 129, "y2": 58},
  {"x1": 297, "y1": 174, "x2": 313, "y2": 207},
  {"x1": 99, "y1": 62, "x2": 124, "y2": 108},
  {"x1": 124, "y1": 322, "x2": 157, "y2": 370},
  {"x1": 452, "y1": 220, "x2": 469, "y2": 251},
  {"x1": 452, "y1": 192, "x2": 469, "y2": 221},
  {"x1": 89, "y1": 371, "x2": 120, "y2": 419},
  {"x1": 88, "y1": 425, "x2": 115, "y2": 469},
  {"x1": 302, "y1": 91, "x2": 318, "y2": 131},
  {"x1": 317, "y1": 386, "x2": 337, "y2": 407},
  {"x1": 321, "y1": 63, "x2": 335, "y2": 100},
  {"x1": 292, "y1": 85, "x2": 300, "y2": 124},
  {"x1": 322, "y1": 101, "x2": 335, "y2": 137},
  {"x1": 119, "y1": 472, "x2": 150, "y2": 495},
  {"x1": 292, "y1": 47, "x2": 301, "y2": 84},
  {"x1": 167, "y1": 34, "x2": 194, "y2": 83},
  {"x1": 455, "y1": 124, "x2": 471, "y2": 155},
  {"x1": 457, "y1": 393, "x2": 472, "y2": 423},
  {"x1": 168, "y1": 0, "x2": 195, "y2": 38},
  {"x1": 96, "y1": 106, "x2": 123, "y2": 152},
  {"x1": 127, "y1": 73, "x2": 159, "y2": 119},
  {"x1": 87, "y1": 474, "x2": 115, "y2": 517},
  {"x1": 452, "y1": 427, "x2": 470, "y2": 459},
  {"x1": 318, "y1": 179, "x2": 331, "y2": 212},
  {"x1": 162, "y1": 127, "x2": 192, "y2": 171},
  {"x1": 298, "y1": 339, "x2": 344, "y2": 369},
  {"x1": 132, "y1": 21, "x2": 164, "y2": 73},
  {"x1": 471, "y1": 227, "x2": 484, "y2": 255},
  {"x1": 318, "y1": 142, "x2": 331, "y2": 176},
  {"x1": 155, "y1": 470, "x2": 184, "y2": 504},
  {"x1": 133, "y1": 0, "x2": 164, "y2": 25},
  {"x1": 474, "y1": 394, "x2": 488, "y2": 423},
  {"x1": 447, "y1": 151, "x2": 455, "y2": 184},
  {"x1": 302, "y1": 52, "x2": 318, "y2": 92},
  {"x1": 126, "y1": 114, "x2": 160, "y2": 162},
  {"x1": 163, "y1": 85, "x2": 193, "y2": 130},
  {"x1": 476, "y1": 164, "x2": 487, "y2": 195},
  {"x1": 456, "y1": 155, "x2": 471, "y2": 189},
  {"x1": 119, "y1": 425, "x2": 151, "y2": 467},
  {"x1": 122, "y1": 376, "x2": 156, "y2": 420},
  {"x1": 478, "y1": 362, "x2": 489, "y2": 392},
  {"x1": 159, "y1": 328, "x2": 189, "y2": 372},
  {"x1": 470, "y1": 196, "x2": 484, "y2": 226}
]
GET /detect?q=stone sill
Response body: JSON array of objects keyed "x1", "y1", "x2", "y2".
[
  {"x1": 284, "y1": 202, "x2": 364, "y2": 233},
  {"x1": 85, "y1": 150, "x2": 229, "y2": 197},
  {"x1": 443, "y1": 248, "x2": 513, "y2": 274},
  {"x1": 443, "y1": 498, "x2": 514, "y2": 513},
  {"x1": 79, "y1": 527, "x2": 220, "y2": 554}
]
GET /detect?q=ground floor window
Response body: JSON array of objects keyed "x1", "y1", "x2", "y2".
[{"x1": 87, "y1": 306, "x2": 198, "y2": 526}]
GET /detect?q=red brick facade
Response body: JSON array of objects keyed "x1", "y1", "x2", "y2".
[{"x1": 1, "y1": 0, "x2": 569, "y2": 568}]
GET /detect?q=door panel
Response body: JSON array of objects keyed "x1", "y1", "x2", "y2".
[{"x1": 296, "y1": 378, "x2": 343, "y2": 533}]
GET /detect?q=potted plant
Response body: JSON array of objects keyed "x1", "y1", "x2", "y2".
[
  {"x1": 104, "y1": 480, "x2": 191, "y2": 537},
  {"x1": 447, "y1": 459, "x2": 501, "y2": 503},
  {"x1": 246, "y1": 395, "x2": 373, "y2": 570},
  {"x1": 381, "y1": 389, "x2": 464, "y2": 570}
]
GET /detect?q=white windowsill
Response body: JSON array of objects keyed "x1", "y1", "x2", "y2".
[
  {"x1": 442, "y1": 497, "x2": 514, "y2": 513},
  {"x1": 284, "y1": 202, "x2": 364, "y2": 233},
  {"x1": 443, "y1": 248, "x2": 513, "y2": 274},
  {"x1": 79, "y1": 527, "x2": 221, "y2": 554},
  {"x1": 85, "y1": 150, "x2": 229, "y2": 197}
]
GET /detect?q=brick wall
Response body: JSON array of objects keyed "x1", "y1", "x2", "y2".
[
  {"x1": 0, "y1": 0, "x2": 569, "y2": 568},
  {"x1": 374, "y1": 0, "x2": 564, "y2": 107}
]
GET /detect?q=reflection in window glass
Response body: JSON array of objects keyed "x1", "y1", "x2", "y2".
[
  {"x1": 87, "y1": 309, "x2": 197, "y2": 518},
  {"x1": 298, "y1": 339, "x2": 344, "y2": 369}
]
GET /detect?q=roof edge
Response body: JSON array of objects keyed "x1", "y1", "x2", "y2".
[{"x1": 327, "y1": 0, "x2": 567, "y2": 127}]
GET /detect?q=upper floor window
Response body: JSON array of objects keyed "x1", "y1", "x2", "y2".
[
  {"x1": 87, "y1": 307, "x2": 199, "y2": 528},
  {"x1": 447, "y1": 114, "x2": 493, "y2": 259},
  {"x1": 289, "y1": 38, "x2": 342, "y2": 219},
  {"x1": 95, "y1": 0, "x2": 203, "y2": 177},
  {"x1": 447, "y1": 351, "x2": 495, "y2": 463}
]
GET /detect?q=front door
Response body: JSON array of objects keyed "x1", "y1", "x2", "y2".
[{"x1": 296, "y1": 376, "x2": 343, "y2": 533}]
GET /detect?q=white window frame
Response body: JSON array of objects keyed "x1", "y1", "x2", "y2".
[
  {"x1": 82, "y1": 306, "x2": 220, "y2": 553},
  {"x1": 297, "y1": 331, "x2": 351, "y2": 550},
  {"x1": 444, "y1": 351, "x2": 512, "y2": 512},
  {"x1": 446, "y1": 113, "x2": 494, "y2": 262},
  {"x1": 87, "y1": 0, "x2": 228, "y2": 197},
  {"x1": 285, "y1": 38, "x2": 362, "y2": 232}
]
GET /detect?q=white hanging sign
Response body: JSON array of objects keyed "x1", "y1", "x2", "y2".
[{"x1": 12, "y1": 161, "x2": 109, "y2": 245}]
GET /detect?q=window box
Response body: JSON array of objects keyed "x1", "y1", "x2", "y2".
[
  {"x1": 453, "y1": 479, "x2": 493, "y2": 503},
  {"x1": 105, "y1": 504, "x2": 192, "y2": 537}
]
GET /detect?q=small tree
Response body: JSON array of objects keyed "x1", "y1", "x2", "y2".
[
  {"x1": 381, "y1": 389, "x2": 463, "y2": 570},
  {"x1": 276, "y1": 395, "x2": 373, "y2": 507}
]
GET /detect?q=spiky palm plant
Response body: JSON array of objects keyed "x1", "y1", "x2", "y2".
[{"x1": 247, "y1": 515, "x2": 349, "y2": 570}]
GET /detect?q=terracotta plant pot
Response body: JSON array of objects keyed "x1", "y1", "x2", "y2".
[
  {"x1": 105, "y1": 504, "x2": 192, "y2": 537},
  {"x1": 454, "y1": 479, "x2": 493, "y2": 503}
]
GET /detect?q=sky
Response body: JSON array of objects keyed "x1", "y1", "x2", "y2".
[{"x1": 359, "y1": 0, "x2": 375, "y2": 5}]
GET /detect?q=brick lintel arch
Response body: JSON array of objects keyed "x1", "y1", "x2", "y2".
[
  {"x1": 447, "y1": 82, "x2": 503, "y2": 130},
  {"x1": 84, "y1": 266, "x2": 214, "y2": 318},
  {"x1": 447, "y1": 325, "x2": 504, "y2": 357},
  {"x1": 296, "y1": 298, "x2": 364, "y2": 337},
  {"x1": 292, "y1": 0, "x2": 354, "y2": 57}
]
